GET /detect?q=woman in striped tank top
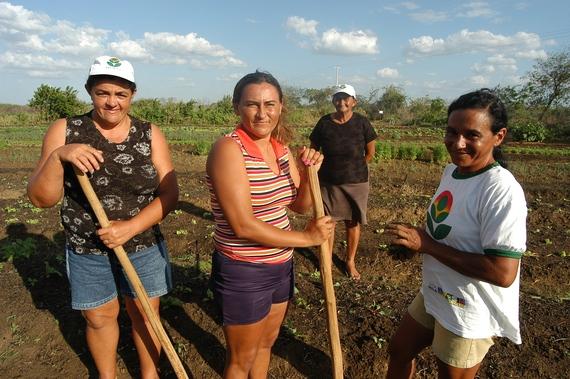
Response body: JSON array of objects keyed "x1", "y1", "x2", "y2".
[{"x1": 207, "y1": 71, "x2": 333, "y2": 378}]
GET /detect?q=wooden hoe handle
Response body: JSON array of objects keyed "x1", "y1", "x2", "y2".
[
  {"x1": 307, "y1": 165, "x2": 344, "y2": 379},
  {"x1": 74, "y1": 167, "x2": 188, "y2": 379}
]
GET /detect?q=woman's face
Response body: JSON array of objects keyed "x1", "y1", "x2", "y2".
[
  {"x1": 332, "y1": 93, "x2": 356, "y2": 114},
  {"x1": 89, "y1": 78, "x2": 135, "y2": 126},
  {"x1": 445, "y1": 108, "x2": 506, "y2": 173},
  {"x1": 235, "y1": 82, "x2": 282, "y2": 139}
]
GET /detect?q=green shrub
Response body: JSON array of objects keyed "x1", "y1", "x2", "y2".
[
  {"x1": 509, "y1": 121, "x2": 548, "y2": 142},
  {"x1": 431, "y1": 144, "x2": 448, "y2": 164},
  {"x1": 398, "y1": 144, "x2": 422, "y2": 160},
  {"x1": 375, "y1": 142, "x2": 395, "y2": 160}
]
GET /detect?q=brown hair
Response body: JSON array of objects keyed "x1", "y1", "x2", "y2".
[{"x1": 232, "y1": 70, "x2": 293, "y2": 145}]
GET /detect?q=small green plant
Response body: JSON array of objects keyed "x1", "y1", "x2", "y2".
[
  {"x1": 175, "y1": 229, "x2": 188, "y2": 235},
  {"x1": 309, "y1": 269, "x2": 321, "y2": 281},
  {"x1": 282, "y1": 319, "x2": 302, "y2": 338},
  {"x1": 197, "y1": 260, "x2": 212, "y2": 273},
  {"x1": 372, "y1": 336, "x2": 386, "y2": 350},
  {"x1": 295, "y1": 296, "x2": 311, "y2": 309},
  {"x1": 45, "y1": 261, "x2": 63, "y2": 277},
  {"x1": 161, "y1": 296, "x2": 184, "y2": 309},
  {"x1": 1, "y1": 238, "x2": 36, "y2": 262},
  {"x1": 203, "y1": 289, "x2": 214, "y2": 302}
]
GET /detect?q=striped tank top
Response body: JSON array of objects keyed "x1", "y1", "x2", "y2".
[{"x1": 207, "y1": 127, "x2": 297, "y2": 264}]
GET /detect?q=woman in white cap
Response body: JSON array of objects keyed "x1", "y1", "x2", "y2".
[
  {"x1": 27, "y1": 56, "x2": 179, "y2": 378},
  {"x1": 310, "y1": 84, "x2": 377, "y2": 280}
]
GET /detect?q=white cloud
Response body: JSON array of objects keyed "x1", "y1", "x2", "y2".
[
  {"x1": 286, "y1": 16, "x2": 378, "y2": 55},
  {"x1": 487, "y1": 54, "x2": 516, "y2": 66},
  {"x1": 410, "y1": 10, "x2": 448, "y2": 23},
  {"x1": 315, "y1": 29, "x2": 378, "y2": 55},
  {"x1": 45, "y1": 21, "x2": 108, "y2": 56},
  {"x1": 423, "y1": 80, "x2": 449, "y2": 91},
  {"x1": 457, "y1": 2, "x2": 497, "y2": 18},
  {"x1": 0, "y1": 2, "x2": 246, "y2": 76},
  {"x1": 401, "y1": 2, "x2": 419, "y2": 10},
  {"x1": 407, "y1": 29, "x2": 543, "y2": 58},
  {"x1": 515, "y1": 49, "x2": 547, "y2": 60},
  {"x1": 109, "y1": 40, "x2": 151, "y2": 60},
  {"x1": 0, "y1": 2, "x2": 50, "y2": 33},
  {"x1": 472, "y1": 63, "x2": 496, "y2": 74},
  {"x1": 15, "y1": 34, "x2": 45, "y2": 50},
  {"x1": 286, "y1": 16, "x2": 318, "y2": 37},
  {"x1": 144, "y1": 32, "x2": 232, "y2": 57},
  {"x1": 216, "y1": 73, "x2": 243, "y2": 81},
  {"x1": 470, "y1": 75, "x2": 489, "y2": 86},
  {"x1": 0, "y1": 51, "x2": 83, "y2": 77},
  {"x1": 377, "y1": 67, "x2": 400, "y2": 78}
]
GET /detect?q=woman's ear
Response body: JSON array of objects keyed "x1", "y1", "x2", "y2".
[{"x1": 494, "y1": 127, "x2": 507, "y2": 146}]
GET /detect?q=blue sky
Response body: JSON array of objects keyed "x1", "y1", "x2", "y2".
[{"x1": 1, "y1": 0, "x2": 570, "y2": 105}]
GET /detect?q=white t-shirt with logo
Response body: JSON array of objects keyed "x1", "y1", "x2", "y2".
[{"x1": 422, "y1": 163, "x2": 527, "y2": 343}]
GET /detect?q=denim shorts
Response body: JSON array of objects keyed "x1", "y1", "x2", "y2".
[
  {"x1": 211, "y1": 251, "x2": 294, "y2": 325},
  {"x1": 66, "y1": 240, "x2": 172, "y2": 310}
]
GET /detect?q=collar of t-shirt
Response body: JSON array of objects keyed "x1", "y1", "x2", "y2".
[{"x1": 235, "y1": 125, "x2": 287, "y2": 159}]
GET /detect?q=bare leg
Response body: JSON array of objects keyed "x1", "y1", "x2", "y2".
[
  {"x1": 125, "y1": 296, "x2": 161, "y2": 379},
  {"x1": 436, "y1": 359, "x2": 482, "y2": 379},
  {"x1": 249, "y1": 302, "x2": 289, "y2": 379},
  {"x1": 82, "y1": 298, "x2": 120, "y2": 379},
  {"x1": 345, "y1": 220, "x2": 361, "y2": 280},
  {"x1": 387, "y1": 312, "x2": 433, "y2": 379},
  {"x1": 223, "y1": 302, "x2": 288, "y2": 379}
]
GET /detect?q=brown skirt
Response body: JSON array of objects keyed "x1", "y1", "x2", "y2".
[{"x1": 320, "y1": 182, "x2": 370, "y2": 224}]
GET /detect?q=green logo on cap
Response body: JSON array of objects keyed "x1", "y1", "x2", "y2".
[{"x1": 107, "y1": 57, "x2": 122, "y2": 67}]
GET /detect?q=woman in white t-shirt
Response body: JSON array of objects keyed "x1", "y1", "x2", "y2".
[{"x1": 386, "y1": 89, "x2": 527, "y2": 379}]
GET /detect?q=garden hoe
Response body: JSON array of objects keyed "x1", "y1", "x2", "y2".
[
  {"x1": 74, "y1": 167, "x2": 188, "y2": 379},
  {"x1": 307, "y1": 165, "x2": 344, "y2": 379}
]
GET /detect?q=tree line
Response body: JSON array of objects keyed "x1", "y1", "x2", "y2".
[{"x1": 5, "y1": 49, "x2": 570, "y2": 142}]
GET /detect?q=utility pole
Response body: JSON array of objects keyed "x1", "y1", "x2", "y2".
[{"x1": 334, "y1": 66, "x2": 340, "y2": 86}]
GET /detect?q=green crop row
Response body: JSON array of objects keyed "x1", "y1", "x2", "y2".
[
  {"x1": 1, "y1": 125, "x2": 568, "y2": 160},
  {"x1": 375, "y1": 141, "x2": 449, "y2": 164}
]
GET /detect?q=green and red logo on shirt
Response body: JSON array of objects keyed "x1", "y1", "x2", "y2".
[{"x1": 427, "y1": 190, "x2": 453, "y2": 240}]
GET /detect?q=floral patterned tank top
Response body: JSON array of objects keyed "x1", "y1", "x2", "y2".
[{"x1": 61, "y1": 112, "x2": 163, "y2": 255}]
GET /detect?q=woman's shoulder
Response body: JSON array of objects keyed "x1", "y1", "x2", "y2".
[
  {"x1": 211, "y1": 134, "x2": 242, "y2": 155},
  {"x1": 316, "y1": 113, "x2": 334, "y2": 124},
  {"x1": 352, "y1": 112, "x2": 372, "y2": 124}
]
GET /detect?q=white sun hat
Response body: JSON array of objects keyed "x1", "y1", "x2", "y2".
[
  {"x1": 88, "y1": 56, "x2": 135, "y2": 83},
  {"x1": 332, "y1": 84, "x2": 356, "y2": 98}
]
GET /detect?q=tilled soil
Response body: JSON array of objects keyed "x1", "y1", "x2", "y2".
[{"x1": 0, "y1": 145, "x2": 569, "y2": 378}]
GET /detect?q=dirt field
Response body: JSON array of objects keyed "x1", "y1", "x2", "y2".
[{"x1": 1, "y1": 145, "x2": 569, "y2": 378}]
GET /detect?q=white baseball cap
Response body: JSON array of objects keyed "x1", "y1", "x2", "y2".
[
  {"x1": 333, "y1": 84, "x2": 356, "y2": 98},
  {"x1": 88, "y1": 56, "x2": 135, "y2": 84}
]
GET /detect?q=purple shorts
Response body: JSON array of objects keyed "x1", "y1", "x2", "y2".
[{"x1": 211, "y1": 251, "x2": 294, "y2": 325}]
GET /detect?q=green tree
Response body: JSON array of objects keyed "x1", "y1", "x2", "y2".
[
  {"x1": 28, "y1": 84, "x2": 86, "y2": 121},
  {"x1": 524, "y1": 49, "x2": 570, "y2": 120},
  {"x1": 377, "y1": 85, "x2": 406, "y2": 124}
]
